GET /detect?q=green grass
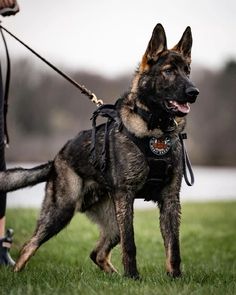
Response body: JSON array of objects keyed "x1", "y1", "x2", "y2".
[{"x1": 1, "y1": 202, "x2": 236, "y2": 295}]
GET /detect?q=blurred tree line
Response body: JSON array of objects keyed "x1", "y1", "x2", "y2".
[{"x1": 3, "y1": 58, "x2": 236, "y2": 166}]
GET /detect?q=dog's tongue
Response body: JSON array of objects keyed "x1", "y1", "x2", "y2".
[{"x1": 169, "y1": 100, "x2": 190, "y2": 114}]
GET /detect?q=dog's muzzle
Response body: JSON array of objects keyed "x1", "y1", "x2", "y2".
[{"x1": 185, "y1": 86, "x2": 199, "y2": 103}]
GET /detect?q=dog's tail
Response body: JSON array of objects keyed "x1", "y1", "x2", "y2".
[{"x1": 0, "y1": 161, "x2": 53, "y2": 193}]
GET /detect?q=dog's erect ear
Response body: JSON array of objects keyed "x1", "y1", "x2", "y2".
[
  {"x1": 173, "y1": 27, "x2": 192, "y2": 61},
  {"x1": 144, "y1": 23, "x2": 167, "y2": 63}
]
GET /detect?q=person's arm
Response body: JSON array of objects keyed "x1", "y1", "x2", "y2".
[{"x1": 0, "y1": 0, "x2": 19, "y2": 266}]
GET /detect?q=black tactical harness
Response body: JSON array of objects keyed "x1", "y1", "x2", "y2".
[{"x1": 90, "y1": 103, "x2": 194, "y2": 200}]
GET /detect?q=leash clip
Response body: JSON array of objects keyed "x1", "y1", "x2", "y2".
[{"x1": 91, "y1": 93, "x2": 103, "y2": 107}]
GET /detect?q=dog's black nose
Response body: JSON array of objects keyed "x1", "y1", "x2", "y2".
[{"x1": 185, "y1": 86, "x2": 199, "y2": 103}]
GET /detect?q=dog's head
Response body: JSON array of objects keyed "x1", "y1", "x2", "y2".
[{"x1": 133, "y1": 24, "x2": 199, "y2": 119}]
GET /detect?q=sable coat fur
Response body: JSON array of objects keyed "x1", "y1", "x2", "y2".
[{"x1": 0, "y1": 23, "x2": 199, "y2": 279}]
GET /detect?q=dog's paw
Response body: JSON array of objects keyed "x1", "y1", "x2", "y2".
[
  {"x1": 167, "y1": 269, "x2": 182, "y2": 278},
  {"x1": 90, "y1": 251, "x2": 118, "y2": 274},
  {"x1": 13, "y1": 263, "x2": 22, "y2": 272},
  {"x1": 124, "y1": 271, "x2": 141, "y2": 280}
]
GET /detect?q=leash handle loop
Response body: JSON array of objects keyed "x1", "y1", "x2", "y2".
[
  {"x1": 0, "y1": 25, "x2": 11, "y2": 146},
  {"x1": 180, "y1": 133, "x2": 195, "y2": 186}
]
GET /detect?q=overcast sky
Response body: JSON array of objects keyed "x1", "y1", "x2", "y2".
[{"x1": 1, "y1": 0, "x2": 236, "y2": 76}]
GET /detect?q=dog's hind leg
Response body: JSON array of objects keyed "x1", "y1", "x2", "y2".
[
  {"x1": 86, "y1": 196, "x2": 120, "y2": 274},
  {"x1": 90, "y1": 234, "x2": 120, "y2": 274},
  {"x1": 14, "y1": 162, "x2": 81, "y2": 272}
]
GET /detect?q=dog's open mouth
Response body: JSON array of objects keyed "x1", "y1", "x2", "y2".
[{"x1": 165, "y1": 100, "x2": 190, "y2": 114}]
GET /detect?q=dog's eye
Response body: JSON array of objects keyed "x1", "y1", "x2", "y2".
[
  {"x1": 184, "y1": 66, "x2": 190, "y2": 76},
  {"x1": 163, "y1": 68, "x2": 173, "y2": 75}
]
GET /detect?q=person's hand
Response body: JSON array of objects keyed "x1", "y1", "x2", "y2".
[{"x1": 0, "y1": 0, "x2": 19, "y2": 17}]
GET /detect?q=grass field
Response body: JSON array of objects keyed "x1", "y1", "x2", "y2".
[{"x1": 0, "y1": 202, "x2": 235, "y2": 295}]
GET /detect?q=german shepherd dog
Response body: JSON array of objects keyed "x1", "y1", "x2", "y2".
[{"x1": 0, "y1": 24, "x2": 199, "y2": 279}]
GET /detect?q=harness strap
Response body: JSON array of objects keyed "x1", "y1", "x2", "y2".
[
  {"x1": 101, "y1": 119, "x2": 111, "y2": 172},
  {"x1": 179, "y1": 133, "x2": 195, "y2": 186},
  {"x1": 90, "y1": 103, "x2": 195, "y2": 187}
]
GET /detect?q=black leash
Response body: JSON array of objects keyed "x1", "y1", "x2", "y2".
[
  {"x1": 0, "y1": 23, "x2": 104, "y2": 108},
  {"x1": 0, "y1": 26, "x2": 11, "y2": 145}
]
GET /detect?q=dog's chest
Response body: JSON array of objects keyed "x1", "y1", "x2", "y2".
[{"x1": 122, "y1": 130, "x2": 180, "y2": 201}]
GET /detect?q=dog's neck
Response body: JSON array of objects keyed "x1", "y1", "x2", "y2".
[
  {"x1": 133, "y1": 103, "x2": 178, "y2": 131},
  {"x1": 119, "y1": 95, "x2": 186, "y2": 138}
]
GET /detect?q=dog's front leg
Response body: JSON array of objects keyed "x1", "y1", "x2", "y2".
[
  {"x1": 114, "y1": 190, "x2": 139, "y2": 279},
  {"x1": 159, "y1": 196, "x2": 181, "y2": 278}
]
